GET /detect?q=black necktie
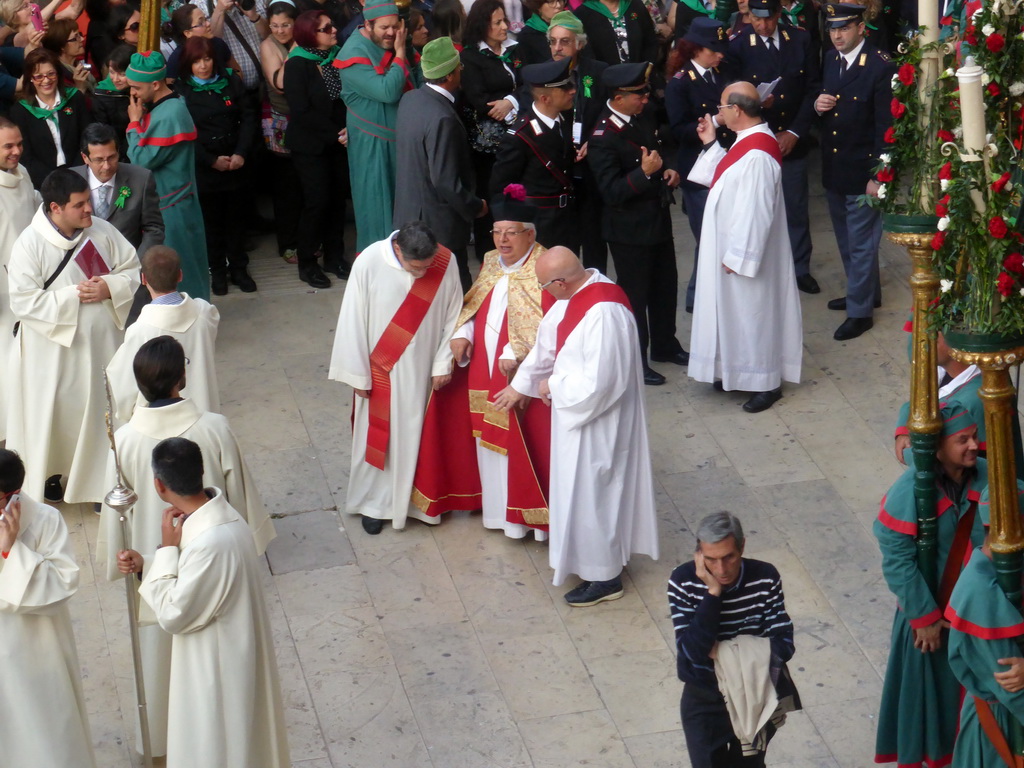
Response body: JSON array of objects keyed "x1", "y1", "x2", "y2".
[
  {"x1": 839, "y1": 57, "x2": 848, "y2": 78},
  {"x1": 704, "y1": 70, "x2": 714, "y2": 86},
  {"x1": 765, "y1": 36, "x2": 780, "y2": 66}
]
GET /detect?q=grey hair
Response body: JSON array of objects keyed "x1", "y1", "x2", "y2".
[
  {"x1": 547, "y1": 30, "x2": 587, "y2": 47},
  {"x1": 696, "y1": 511, "x2": 745, "y2": 549},
  {"x1": 727, "y1": 88, "x2": 761, "y2": 118},
  {"x1": 523, "y1": 222, "x2": 536, "y2": 232}
]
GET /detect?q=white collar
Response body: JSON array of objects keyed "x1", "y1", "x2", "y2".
[
  {"x1": 606, "y1": 101, "x2": 632, "y2": 124},
  {"x1": 0, "y1": 163, "x2": 29, "y2": 188},
  {"x1": 692, "y1": 60, "x2": 711, "y2": 77},
  {"x1": 478, "y1": 39, "x2": 516, "y2": 55},
  {"x1": 425, "y1": 83, "x2": 455, "y2": 103},
  {"x1": 839, "y1": 39, "x2": 866, "y2": 67},
  {"x1": 87, "y1": 167, "x2": 115, "y2": 191},
  {"x1": 35, "y1": 94, "x2": 59, "y2": 110},
  {"x1": 734, "y1": 122, "x2": 771, "y2": 141},
  {"x1": 939, "y1": 365, "x2": 980, "y2": 400},
  {"x1": 759, "y1": 30, "x2": 780, "y2": 46},
  {"x1": 499, "y1": 246, "x2": 531, "y2": 273},
  {"x1": 532, "y1": 105, "x2": 559, "y2": 129}
]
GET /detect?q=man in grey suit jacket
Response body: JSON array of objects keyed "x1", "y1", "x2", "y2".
[
  {"x1": 73, "y1": 122, "x2": 165, "y2": 322},
  {"x1": 393, "y1": 37, "x2": 485, "y2": 291}
]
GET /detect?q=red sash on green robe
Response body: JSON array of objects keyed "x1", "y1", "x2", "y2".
[
  {"x1": 333, "y1": 49, "x2": 415, "y2": 92},
  {"x1": 364, "y1": 246, "x2": 451, "y2": 470},
  {"x1": 556, "y1": 282, "x2": 632, "y2": 355},
  {"x1": 710, "y1": 130, "x2": 782, "y2": 188}
]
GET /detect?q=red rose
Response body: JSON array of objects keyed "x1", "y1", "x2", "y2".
[
  {"x1": 898, "y1": 63, "x2": 915, "y2": 86},
  {"x1": 988, "y1": 82, "x2": 1002, "y2": 97},
  {"x1": 998, "y1": 271, "x2": 1015, "y2": 298},
  {"x1": 938, "y1": 162, "x2": 953, "y2": 180},
  {"x1": 1004, "y1": 253, "x2": 1024, "y2": 274},
  {"x1": 932, "y1": 231, "x2": 946, "y2": 250},
  {"x1": 993, "y1": 172, "x2": 1012, "y2": 193},
  {"x1": 891, "y1": 98, "x2": 906, "y2": 118},
  {"x1": 965, "y1": 25, "x2": 978, "y2": 45},
  {"x1": 990, "y1": 216, "x2": 1009, "y2": 238},
  {"x1": 987, "y1": 33, "x2": 1005, "y2": 52},
  {"x1": 935, "y1": 201, "x2": 948, "y2": 217},
  {"x1": 877, "y1": 167, "x2": 895, "y2": 183},
  {"x1": 884, "y1": 126, "x2": 896, "y2": 144},
  {"x1": 937, "y1": 129, "x2": 955, "y2": 142}
]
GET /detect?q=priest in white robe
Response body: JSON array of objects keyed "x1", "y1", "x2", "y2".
[
  {"x1": 7, "y1": 168, "x2": 140, "y2": 503},
  {"x1": 136, "y1": 438, "x2": 289, "y2": 768},
  {"x1": 107, "y1": 245, "x2": 220, "y2": 423},
  {"x1": 0, "y1": 449, "x2": 96, "y2": 768},
  {"x1": 495, "y1": 247, "x2": 659, "y2": 606},
  {"x1": 0, "y1": 119, "x2": 42, "y2": 441},
  {"x1": 686, "y1": 81, "x2": 803, "y2": 414},
  {"x1": 329, "y1": 221, "x2": 463, "y2": 535},
  {"x1": 97, "y1": 335, "x2": 273, "y2": 759}
]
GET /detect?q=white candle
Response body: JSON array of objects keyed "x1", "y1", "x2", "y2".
[{"x1": 919, "y1": 0, "x2": 939, "y2": 44}]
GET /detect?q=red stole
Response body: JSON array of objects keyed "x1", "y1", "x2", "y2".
[
  {"x1": 333, "y1": 50, "x2": 415, "y2": 92},
  {"x1": 710, "y1": 130, "x2": 782, "y2": 188},
  {"x1": 556, "y1": 282, "x2": 632, "y2": 356},
  {"x1": 364, "y1": 247, "x2": 452, "y2": 469}
]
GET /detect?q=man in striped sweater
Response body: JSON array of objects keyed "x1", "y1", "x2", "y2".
[{"x1": 667, "y1": 511, "x2": 796, "y2": 767}]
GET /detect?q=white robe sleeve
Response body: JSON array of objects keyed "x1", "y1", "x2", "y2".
[
  {"x1": 106, "y1": 327, "x2": 144, "y2": 423},
  {"x1": 0, "y1": 506, "x2": 79, "y2": 615},
  {"x1": 216, "y1": 419, "x2": 276, "y2": 555},
  {"x1": 8, "y1": 242, "x2": 81, "y2": 348},
  {"x1": 686, "y1": 142, "x2": 727, "y2": 189},
  {"x1": 328, "y1": 258, "x2": 374, "y2": 390},
  {"x1": 139, "y1": 544, "x2": 224, "y2": 635},
  {"x1": 547, "y1": 305, "x2": 636, "y2": 430},
  {"x1": 97, "y1": 231, "x2": 142, "y2": 330},
  {"x1": 510, "y1": 309, "x2": 560, "y2": 398},
  {"x1": 430, "y1": 262, "x2": 464, "y2": 378},
  {"x1": 719, "y1": 153, "x2": 780, "y2": 279}
]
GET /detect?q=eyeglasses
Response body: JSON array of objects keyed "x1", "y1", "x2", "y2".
[
  {"x1": 491, "y1": 228, "x2": 528, "y2": 239},
  {"x1": 316, "y1": 23, "x2": 335, "y2": 32},
  {"x1": 125, "y1": 21, "x2": 139, "y2": 31},
  {"x1": 31, "y1": 71, "x2": 59, "y2": 82},
  {"x1": 67, "y1": 34, "x2": 82, "y2": 41},
  {"x1": 716, "y1": 103, "x2": 736, "y2": 110},
  {"x1": 189, "y1": 17, "x2": 210, "y2": 29},
  {"x1": 270, "y1": 22, "x2": 293, "y2": 30},
  {"x1": 539, "y1": 277, "x2": 566, "y2": 289}
]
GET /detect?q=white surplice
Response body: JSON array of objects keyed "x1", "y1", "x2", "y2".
[
  {"x1": 106, "y1": 295, "x2": 221, "y2": 422},
  {"x1": 329, "y1": 233, "x2": 463, "y2": 528},
  {"x1": 686, "y1": 123, "x2": 803, "y2": 392},
  {"x1": 139, "y1": 488, "x2": 289, "y2": 768},
  {"x1": 95, "y1": 397, "x2": 274, "y2": 757},
  {"x1": 0, "y1": 494, "x2": 96, "y2": 768},
  {"x1": 511, "y1": 270, "x2": 659, "y2": 585},
  {"x1": 7, "y1": 208, "x2": 140, "y2": 503},
  {"x1": 0, "y1": 166, "x2": 40, "y2": 440},
  {"x1": 452, "y1": 248, "x2": 548, "y2": 541}
]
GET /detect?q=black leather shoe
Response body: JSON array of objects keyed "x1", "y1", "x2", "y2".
[
  {"x1": 299, "y1": 267, "x2": 331, "y2": 289},
  {"x1": 565, "y1": 577, "x2": 624, "y2": 607},
  {"x1": 325, "y1": 262, "x2": 351, "y2": 281},
  {"x1": 361, "y1": 516, "x2": 384, "y2": 535},
  {"x1": 796, "y1": 274, "x2": 820, "y2": 294},
  {"x1": 643, "y1": 367, "x2": 666, "y2": 386},
  {"x1": 828, "y1": 296, "x2": 882, "y2": 311},
  {"x1": 742, "y1": 387, "x2": 782, "y2": 413},
  {"x1": 834, "y1": 317, "x2": 874, "y2": 340},
  {"x1": 211, "y1": 273, "x2": 228, "y2": 296},
  {"x1": 230, "y1": 269, "x2": 257, "y2": 293},
  {"x1": 650, "y1": 350, "x2": 690, "y2": 366},
  {"x1": 44, "y1": 474, "x2": 63, "y2": 503}
]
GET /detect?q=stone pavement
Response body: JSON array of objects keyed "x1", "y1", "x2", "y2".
[{"x1": 66, "y1": 188, "x2": 922, "y2": 767}]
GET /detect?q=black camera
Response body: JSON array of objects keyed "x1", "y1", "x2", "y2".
[{"x1": 238, "y1": 0, "x2": 256, "y2": 11}]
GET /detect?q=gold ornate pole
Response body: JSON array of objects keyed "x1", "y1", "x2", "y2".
[
  {"x1": 138, "y1": 0, "x2": 161, "y2": 53},
  {"x1": 889, "y1": 231, "x2": 942, "y2": 589}
]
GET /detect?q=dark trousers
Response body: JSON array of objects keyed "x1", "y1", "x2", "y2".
[
  {"x1": 826, "y1": 189, "x2": 883, "y2": 318},
  {"x1": 781, "y1": 153, "x2": 812, "y2": 278},
  {"x1": 681, "y1": 185, "x2": 709, "y2": 312},
  {"x1": 197, "y1": 173, "x2": 248, "y2": 276},
  {"x1": 609, "y1": 239, "x2": 684, "y2": 365},
  {"x1": 578, "y1": 178, "x2": 608, "y2": 272},
  {"x1": 269, "y1": 152, "x2": 302, "y2": 255},
  {"x1": 681, "y1": 684, "x2": 776, "y2": 768},
  {"x1": 471, "y1": 150, "x2": 496, "y2": 263},
  {"x1": 293, "y1": 145, "x2": 350, "y2": 272},
  {"x1": 452, "y1": 247, "x2": 472, "y2": 292}
]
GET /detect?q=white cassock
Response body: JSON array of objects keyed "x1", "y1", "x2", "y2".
[
  {"x1": 106, "y1": 294, "x2": 221, "y2": 422},
  {"x1": 511, "y1": 270, "x2": 659, "y2": 585},
  {"x1": 0, "y1": 494, "x2": 96, "y2": 768},
  {"x1": 452, "y1": 250, "x2": 548, "y2": 541},
  {"x1": 95, "y1": 397, "x2": 274, "y2": 757},
  {"x1": 7, "y1": 207, "x2": 140, "y2": 503},
  {"x1": 139, "y1": 488, "x2": 289, "y2": 768},
  {"x1": 0, "y1": 165, "x2": 41, "y2": 440},
  {"x1": 686, "y1": 123, "x2": 803, "y2": 392},
  {"x1": 329, "y1": 233, "x2": 463, "y2": 528}
]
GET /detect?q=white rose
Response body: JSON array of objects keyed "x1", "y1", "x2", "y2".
[
  {"x1": 879, "y1": 153, "x2": 891, "y2": 164},
  {"x1": 982, "y1": 73, "x2": 991, "y2": 86},
  {"x1": 941, "y1": 279, "x2": 953, "y2": 293},
  {"x1": 943, "y1": 67, "x2": 955, "y2": 78},
  {"x1": 941, "y1": 178, "x2": 950, "y2": 191},
  {"x1": 953, "y1": 126, "x2": 963, "y2": 139},
  {"x1": 1019, "y1": 287, "x2": 1024, "y2": 298},
  {"x1": 877, "y1": 183, "x2": 887, "y2": 199},
  {"x1": 982, "y1": 23, "x2": 995, "y2": 36},
  {"x1": 938, "y1": 216, "x2": 950, "y2": 231},
  {"x1": 1011, "y1": 82, "x2": 1024, "y2": 96},
  {"x1": 891, "y1": 74, "x2": 899, "y2": 88}
]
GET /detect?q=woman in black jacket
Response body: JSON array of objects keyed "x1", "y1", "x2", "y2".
[
  {"x1": 177, "y1": 35, "x2": 258, "y2": 295},
  {"x1": 283, "y1": 9, "x2": 349, "y2": 289},
  {"x1": 9, "y1": 48, "x2": 91, "y2": 188},
  {"x1": 516, "y1": 0, "x2": 567, "y2": 65},
  {"x1": 575, "y1": 0, "x2": 657, "y2": 65},
  {"x1": 459, "y1": 0, "x2": 521, "y2": 261},
  {"x1": 91, "y1": 43, "x2": 132, "y2": 160}
]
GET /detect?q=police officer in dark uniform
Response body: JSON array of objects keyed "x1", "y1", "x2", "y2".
[
  {"x1": 588, "y1": 62, "x2": 688, "y2": 386},
  {"x1": 726, "y1": 0, "x2": 821, "y2": 294},
  {"x1": 490, "y1": 57, "x2": 580, "y2": 253},
  {"x1": 816, "y1": 2, "x2": 894, "y2": 340}
]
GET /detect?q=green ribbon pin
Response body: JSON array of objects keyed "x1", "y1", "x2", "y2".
[
  {"x1": 114, "y1": 185, "x2": 131, "y2": 210},
  {"x1": 582, "y1": 75, "x2": 593, "y2": 98}
]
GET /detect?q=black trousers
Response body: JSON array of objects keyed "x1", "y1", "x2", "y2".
[
  {"x1": 681, "y1": 684, "x2": 775, "y2": 768},
  {"x1": 577, "y1": 177, "x2": 608, "y2": 272},
  {"x1": 196, "y1": 171, "x2": 248, "y2": 276},
  {"x1": 609, "y1": 239, "x2": 684, "y2": 364},
  {"x1": 269, "y1": 152, "x2": 302, "y2": 255},
  {"x1": 292, "y1": 144, "x2": 350, "y2": 272},
  {"x1": 471, "y1": 150, "x2": 495, "y2": 263}
]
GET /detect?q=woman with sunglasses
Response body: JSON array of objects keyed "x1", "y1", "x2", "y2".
[
  {"x1": 9, "y1": 47, "x2": 91, "y2": 188},
  {"x1": 283, "y1": 10, "x2": 350, "y2": 288},
  {"x1": 85, "y1": 3, "x2": 139, "y2": 76},
  {"x1": 41, "y1": 18, "x2": 95, "y2": 95}
]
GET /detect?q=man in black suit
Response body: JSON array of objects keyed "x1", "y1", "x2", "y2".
[
  {"x1": 588, "y1": 62, "x2": 688, "y2": 386},
  {"x1": 490, "y1": 57, "x2": 579, "y2": 253},
  {"x1": 815, "y1": 2, "x2": 894, "y2": 340},
  {"x1": 73, "y1": 122, "x2": 164, "y2": 322},
  {"x1": 393, "y1": 36, "x2": 485, "y2": 290},
  {"x1": 726, "y1": 0, "x2": 821, "y2": 293}
]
